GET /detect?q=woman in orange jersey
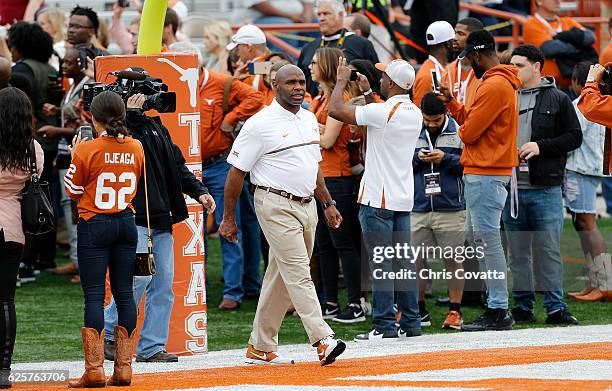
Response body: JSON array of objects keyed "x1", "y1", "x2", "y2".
[
  {"x1": 64, "y1": 91, "x2": 144, "y2": 388},
  {"x1": 309, "y1": 47, "x2": 365, "y2": 323}
]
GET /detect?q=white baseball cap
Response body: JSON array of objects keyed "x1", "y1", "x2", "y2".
[
  {"x1": 426, "y1": 21, "x2": 455, "y2": 45},
  {"x1": 226, "y1": 24, "x2": 266, "y2": 51},
  {"x1": 375, "y1": 60, "x2": 415, "y2": 90}
]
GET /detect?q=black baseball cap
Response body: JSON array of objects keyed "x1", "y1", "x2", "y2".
[{"x1": 458, "y1": 29, "x2": 496, "y2": 60}]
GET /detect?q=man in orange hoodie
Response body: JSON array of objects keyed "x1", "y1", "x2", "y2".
[{"x1": 439, "y1": 30, "x2": 521, "y2": 332}]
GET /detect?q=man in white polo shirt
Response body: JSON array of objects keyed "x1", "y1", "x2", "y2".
[
  {"x1": 219, "y1": 64, "x2": 346, "y2": 366},
  {"x1": 328, "y1": 58, "x2": 423, "y2": 342}
]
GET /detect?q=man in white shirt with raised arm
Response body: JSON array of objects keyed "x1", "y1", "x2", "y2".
[{"x1": 329, "y1": 58, "x2": 423, "y2": 343}]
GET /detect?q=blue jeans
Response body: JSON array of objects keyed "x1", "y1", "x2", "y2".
[
  {"x1": 78, "y1": 210, "x2": 138, "y2": 334},
  {"x1": 464, "y1": 174, "x2": 510, "y2": 310},
  {"x1": 202, "y1": 157, "x2": 261, "y2": 301},
  {"x1": 502, "y1": 186, "x2": 566, "y2": 313},
  {"x1": 358, "y1": 205, "x2": 420, "y2": 333},
  {"x1": 601, "y1": 177, "x2": 612, "y2": 215},
  {"x1": 104, "y1": 226, "x2": 174, "y2": 358}
]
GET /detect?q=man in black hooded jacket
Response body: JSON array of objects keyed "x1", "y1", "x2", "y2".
[{"x1": 103, "y1": 94, "x2": 215, "y2": 363}]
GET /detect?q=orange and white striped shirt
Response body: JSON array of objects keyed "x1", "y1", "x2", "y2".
[{"x1": 64, "y1": 136, "x2": 144, "y2": 220}]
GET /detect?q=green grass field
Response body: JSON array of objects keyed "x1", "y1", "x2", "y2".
[{"x1": 12, "y1": 219, "x2": 612, "y2": 363}]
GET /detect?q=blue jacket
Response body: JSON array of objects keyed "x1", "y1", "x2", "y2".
[{"x1": 412, "y1": 117, "x2": 465, "y2": 212}]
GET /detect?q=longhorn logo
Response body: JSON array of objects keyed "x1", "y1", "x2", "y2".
[{"x1": 157, "y1": 58, "x2": 199, "y2": 108}]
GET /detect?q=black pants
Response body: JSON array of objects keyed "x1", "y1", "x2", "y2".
[
  {"x1": 77, "y1": 210, "x2": 138, "y2": 334},
  {"x1": 21, "y1": 148, "x2": 57, "y2": 268},
  {"x1": 316, "y1": 176, "x2": 362, "y2": 304},
  {"x1": 0, "y1": 236, "x2": 23, "y2": 372}
]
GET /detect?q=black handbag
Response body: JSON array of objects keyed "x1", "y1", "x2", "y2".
[
  {"x1": 21, "y1": 141, "x2": 55, "y2": 235},
  {"x1": 134, "y1": 147, "x2": 156, "y2": 276}
]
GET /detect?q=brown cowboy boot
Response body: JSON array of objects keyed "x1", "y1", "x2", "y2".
[
  {"x1": 68, "y1": 328, "x2": 105, "y2": 388},
  {"x1": 107, "y1": 326, "x2": 136, "y2": 386}
]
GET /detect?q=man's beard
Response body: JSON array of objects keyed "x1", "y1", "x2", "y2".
[{"x1": 472, "y1": 63, "x2": 486, "y2": 79}]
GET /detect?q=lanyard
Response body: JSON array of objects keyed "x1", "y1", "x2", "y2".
[
  {"x1": 535, "y1": 13, "x2": 562, "y2": 36},
  {"x1": 428, "y1": 55, "x2": 445, "y2": 75},
  {"x1": 456, "y1": 62, "x2": 473, "y2": 104},
  {"x1": 320, "y1": 29, "x2": 347, "y2": 48}
]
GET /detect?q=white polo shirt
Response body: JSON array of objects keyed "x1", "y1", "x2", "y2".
[
  {"x1": 355, "y1": 94, "x2": 423, "y2": 211},
  {"x1": 227, "y1": 99, "x2": 322, "y2": 197}
]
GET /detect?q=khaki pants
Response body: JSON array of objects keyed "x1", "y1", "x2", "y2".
[
  {"x1": 412, "y1": 211, "x2": 467, "y2": 295},
  {"x1": 249, "y1": 188, "x2": 333, "y2": 351}
]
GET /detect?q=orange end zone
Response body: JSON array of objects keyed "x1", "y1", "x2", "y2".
[{"x1": 15, "y1": 341, "x2": 612, "y2": 390}]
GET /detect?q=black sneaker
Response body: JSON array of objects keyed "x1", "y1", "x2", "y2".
[
  {"x1": 136, "y1": 350, "x2": 179, "y2": 362},
  {"x1": 511, "y1": 307, "x2": 537, "y2": 323},
  {"x1": 0, "y1": 368, "x2": 10, "y2": 389},
  {"x1": 332, "y1": 303, "x2": 366, "y2": 324},
  {"x1": 104, "y1": 339, "x2": 115, "y2": 361},
  {"x1": 18, "y1": 263, "x2": 36, "y2": 283},
  {"x1": 462, "y1": 308, "x2": 514, "y2": 332},
  {"x1": 322, "y1": 302, "x2": 340, "y2": 319},
  {"x1": 545, "y1": 309, "x2": 578, "y2": 325},
  {"x1": 420, "y1": 311, "x2": 431, "y2": 327},
  {"x1": 354, "y1": 329, "x2": 398, "y2": 343}
]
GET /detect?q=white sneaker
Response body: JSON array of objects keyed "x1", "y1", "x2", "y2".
[
  {"x1": 245, "y1": 345, "x2": 295, "y2": 365},
  {"x1": 316, "y1": 336, "x2": 346, "y2": 366},
  {"x1": 360, "y1": 297, "x2": 372, "y2": 316},
  {"x1": 354, "y1": 329, "x2": 398, "y2": 343}
]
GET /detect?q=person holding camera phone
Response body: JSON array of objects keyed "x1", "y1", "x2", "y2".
[
  {"x1": 64, "y1": 91, "x2": 144, "y2": 388},
  {"x1": 38, "y1": 46, "x2": 96, "y2": 281},
  {"x1": 412, "y1": 21, "x2": 455, "y2": 109},
  {"x1": 104, "y1": 92, "x2": 215, "y2": 363},
  {"x1": 309, "y1": 47, "x2": 365, "y2": 323}
]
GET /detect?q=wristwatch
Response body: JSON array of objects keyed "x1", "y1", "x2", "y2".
[
  {"x1": 323, "y1": 200, "x2": 337, "y2": 209},
  {"x1": 362, "y1": 88, "x2": 373, "y2": 96}
]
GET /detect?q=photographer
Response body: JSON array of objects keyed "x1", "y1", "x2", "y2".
[{"x1": 104, "y1": 93, "x2": 215, "y2": 364}]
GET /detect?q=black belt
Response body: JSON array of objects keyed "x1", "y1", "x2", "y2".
[
  {"x1": 251, "y1": 184, "x2": 313, "y2": 203},
  {"x1": 202, "y1": 149, "x2": 230, "y2": 166}
]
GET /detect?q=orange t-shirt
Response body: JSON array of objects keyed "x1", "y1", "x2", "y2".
[
  {"x1": 65, "y1": 136, "x2": 144, "y2": 220},
  {"x1": 199, "y1": 69, "x2": 264, "y2": 160},
  {"x1": 412, "y1": 57, "x2": 446, "y2": 109},
  {"x1": 310, "y1": 95, "x2": 352, "y2": 178},
  {"x1": 443, "y1": 59, "x2": 479, "y2": 109},
  {"x1": 523, "y1": 15, "x2": 586, "y2": 89}
]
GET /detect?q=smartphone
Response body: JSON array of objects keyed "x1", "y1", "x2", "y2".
[
  {"x1": 350, "y1": 69, "x2": 359, "y2": 82},
  {"x1": 79, "y1": 125, "x2": 94, "y2": 141},
  {"x1": 421, "y1": 148, "x2": 432, "y2": 155},
  {"x1": 248, "y1": 61, "x2": 272, "y2": 75},
  {"x1": 0, "y1": 26, "x2": 7, "y2": 40},
  {"x1": 430, "y1": 69, "x2": 440, "y2": 94},
  {"x1": 118, "y1": 0, "x2": 130, "y2": 7}
]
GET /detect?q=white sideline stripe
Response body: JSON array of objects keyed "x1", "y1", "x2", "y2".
[
  {"x1": 64, "y1": 177, "x2": 84, "y2": 191},
  {"x1": 170, "y1": 388, "x2": 485, "y2": 391},
  {"x1": 343, "y1": 360, "x2": 612, "y2": 382},
  {"x1": 12, "y1": 325, "x2": 612, "y2": 377}
]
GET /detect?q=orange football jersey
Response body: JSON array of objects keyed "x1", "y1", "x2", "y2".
[{"x1": 64, "y1": 136, "x2": 145, "y2": 220}]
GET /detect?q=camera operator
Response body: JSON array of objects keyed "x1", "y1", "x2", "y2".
[
  {"x1": 577, "y1": 63, "x2": 612, "y2": 131},
  {"x1": 104, "y1": 93, "x2": 215, "y2": 364}
]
